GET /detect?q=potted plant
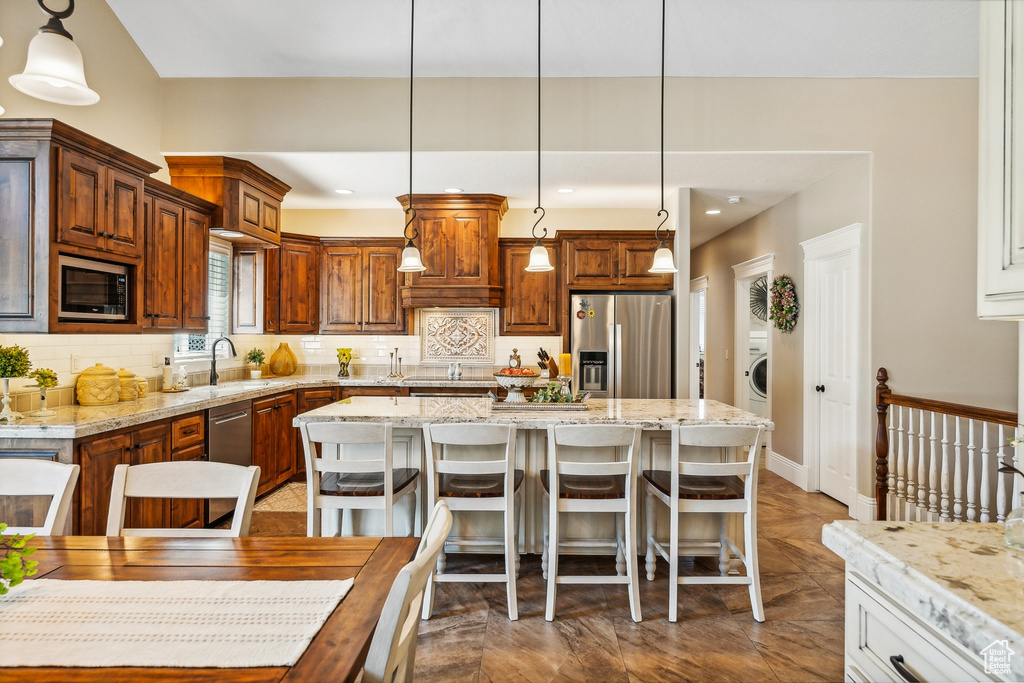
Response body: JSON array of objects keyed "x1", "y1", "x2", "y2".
[
  {"x1": 245, "y1": 349, "x2": 266, "y2": 379},
  {"x1": 0, "y1": 344, "x2": 31, "y2": 423},
  {"x1": 0, "y1": 523, "x2": 37, "y2": 595},
  {"x1": 28, "y1": 368, "x2": 58, "y2": 417}
]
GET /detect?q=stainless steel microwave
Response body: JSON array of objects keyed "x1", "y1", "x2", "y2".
[{"x1": 57, "y1": 255, "x2": 130, "y2": 322}]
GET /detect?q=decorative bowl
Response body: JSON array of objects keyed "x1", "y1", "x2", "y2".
[{"x1": 493, "y1": 372, "x2": 537, "y2": 403}]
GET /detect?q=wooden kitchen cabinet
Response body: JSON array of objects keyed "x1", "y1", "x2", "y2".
[
  {"x1": 398, "y1": 194, "x2": 507, "y2": 308},
  {"x1": 562, "y1": 232, "x2": 674, "y2": 290},
  {"x1": 166, "y1": 156, "x2": 290, "y2": 246},
  {"x1": 0, "y1": 120, "x2": 159, "y2": 334},
  {"x1": 500, "y1": 238, "x2": 560, "y2": 335},
  {"x1": 320, "y1": 239, "x2": 406, "y2": 334},
  {"x1": 126, "y1": 423, "x2": 171, "y2": 531},
  {"x1": 142, "y1": 178, "x2": 216, "y2": 332},
  {"x1": 276, "y1": 234, "x2": 320, "y2": 334},
  {"x1": 252, "y1": 392, "x2": 298, "y2": 496},
  {"x1": 58, "y1": 147, "x2": 148, "y2": 259},
  {"x1": 295, "y1": 387, "x2": 340, "y2": 474},
  {"x1": 77, "y1": 432, "x2": 132, "y2": 536}
]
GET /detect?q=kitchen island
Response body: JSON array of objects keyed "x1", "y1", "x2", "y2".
[{"x1": 294, "y1": 396, "x2": 773, "y2": 554}]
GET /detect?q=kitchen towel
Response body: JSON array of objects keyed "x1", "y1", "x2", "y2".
[{"x1": 0, "y1": 578, "x2": 353, "y2": 668}]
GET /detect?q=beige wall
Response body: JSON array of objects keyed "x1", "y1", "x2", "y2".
[
  {"x1": 0, "y1": 0, "x2": 163, "y2": 172},
  {"x1": 691, "y1": 157, "x2": 871, "y2": 469}
]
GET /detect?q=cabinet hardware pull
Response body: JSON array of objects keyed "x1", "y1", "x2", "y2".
[
  {"x1": 889, "y1": 655, "x2": 921, "y2": 683},
  {"x1": 182, "y1": 427, "x2": 197, "y2": 435}
]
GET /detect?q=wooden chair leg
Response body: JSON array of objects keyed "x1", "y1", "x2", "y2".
[
  {"x1": 669, "y1": 499, "x2": 679, "y2": 623},
  {"x1": 615, "y1": 512, "x2": 625, "y2": 577},
  {"x1": 513, "y1": 490, "x2": 522, "y2": 577},
  {"x1": 541, "y1": 494, "x2": 549, "y2": 580},
  {"x1": 625, "y1": 503, "x2": 642, "y2": 623},
  {"x1": 746, "y1": 510, "x2": 765, "y2": 622},
  {"x1": 718, "y1": 513, "x2": 729, "y2": 576},
  {"x1": 407, "y1": 490, "x2": 417, "y2": 537},
  {"x1": 505, "y1": 495, "x2": 519, "y2": 621},
  {"x1": 545, "y1": 500, "x2": 559, "y2": 621}
]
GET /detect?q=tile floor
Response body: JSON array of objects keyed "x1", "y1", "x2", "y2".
[{"x1": 246, "y1": 470, "x2": 851, "y2": 682}]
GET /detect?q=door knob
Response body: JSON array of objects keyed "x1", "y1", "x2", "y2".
[{"x1": 815, "y1": 384, "x2": 825, "y2": 393}]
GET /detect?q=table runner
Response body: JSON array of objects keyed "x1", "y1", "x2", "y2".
[{"x1": 0, "y1": 578, "x2": 353, "y2": 668}]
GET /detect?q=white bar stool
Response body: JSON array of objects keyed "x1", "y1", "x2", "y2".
[
  {"x1": 643, "y1": 424, "x2": 766, "y2": 622},
  {"x1": 421, "y1": 422, "x2": 521, "y2": 620},
  {"x1": 541, "y1": 423, "x2": 642, "y2": 622}
]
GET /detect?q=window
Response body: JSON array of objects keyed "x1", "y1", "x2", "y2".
[{"x1": 174, "y1": 239, "x2": 232, "y2": 359}]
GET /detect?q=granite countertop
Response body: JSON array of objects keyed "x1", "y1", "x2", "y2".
[
  {"x1": 292, "y1": 395, "x2": 775, "y2": 430},
  {"x1": 0, "y1": 374, "x2": 545, "y2": 440},
  {"x1": 822, "y1": 520, "x2": 1024, "y2": 679}
]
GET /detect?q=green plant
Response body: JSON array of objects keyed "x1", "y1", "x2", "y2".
[
  {"x1": 530, "y1": 382, "x2": 583, "y2": 403},
  {"x1": 0, "y1": 345, "x2": 31, "y2": 379},
  {"x1": 245, "y1": 348, "x2": 266, "y2": 366},
  {"x1": 0, "y1": 523, "x2": 37, "y2": 596},
  {"x1": 28, "y1": 368, "x2": 58, "y2": 389}
]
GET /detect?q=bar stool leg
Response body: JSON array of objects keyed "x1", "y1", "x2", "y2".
[
  {"x1": 615, "y1": 512, "x2": 625, "y2": 577},
  {"x1": 645, "y1": 491, "x2": 657, "y2": 581},
  {"x1": 504, "y1": 491, "x2": 519, "y2": 621},
  {"x1": 545, "y1": 498, "x2": 559, "y2": 621},
  {"x1": 718, "y1": 513, "x2": 729, "y2": 576},
  {"x1": 513, "y1": 490, "x2": 521, "y2": 577},
  {"x1": 407, "y1": 490, "x2": 417, "y2": 537},
  {"x1": 625, "y1": 500, "x2": 642, "y2": 622},
  {"x1": 746, "y1": 508, "x2": 765, "y2": 622},
  {"x1": 541, "y1": 494, "x2": 549, "y2": 580},
  {"x1": 669, "y1": 496, "x2": 679, "y2": 623}
]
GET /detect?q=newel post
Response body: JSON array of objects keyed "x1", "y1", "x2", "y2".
[{"x1": 875, "y1": 367, "x2": 891, "y2": 521}]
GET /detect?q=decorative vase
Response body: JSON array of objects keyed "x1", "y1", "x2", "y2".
[
  {"x1": 32, "y1": 386, "x2": 56, "y2": 417},
  {"x1": 269, "y1": 343, "x2": 297, "y2": 377},
  {"x1": 0, "y1": 378, "x2": 24, "y2": 423},
  {"x1": 338, "y1": 362, "x2": 349, "y2": 378},
  {"x1": 250, "y1": 369, "x2": 262, "y2": 380}
]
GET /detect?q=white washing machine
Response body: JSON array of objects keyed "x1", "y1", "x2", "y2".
[{"x1": 747, "y1": 332, "x2": 768, "y2": 416}]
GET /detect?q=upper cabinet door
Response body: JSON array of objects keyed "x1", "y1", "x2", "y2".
[
  {"x1": 143, "y1": 197, "x2": 182, "y2": 329},
  {"x1": 565, "y1": 238, "x2": 618, "y2": 287},
  {"x1": 500, "y1": 241, "x2": 559, "y2": 335},
  {"x1": 278, "y1": 237, "x2": 320, "y2": 333},
  {"x1": 320, "y1": 244, "x2": 364, "y2": 333},
  {"x1": 979, "y1": 1, "x2": 1024, "y2": 318},
  {"x1": 105, "y1": 167, "x2": 144, "y2": 257},
  {"x1": 181, "y1": 208, "x2": 211, "y2": 331},
  {"x1": 58, "y1": 148, "x2": 106, "y2": 250},
  {"x1": 363, "y1": 246, "x2": 405, "y2": 332},
  {"x1": 618, "y1": 239, "x2": 674, "y2": 289}
]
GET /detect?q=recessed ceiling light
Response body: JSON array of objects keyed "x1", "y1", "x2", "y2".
[
  {"x1": 443, "y1": 187, "x2": 463, "y2": 193},
  {"x1": 728, "y1": 195, "x2": 741, "y2": 204},
  {"x1": 557, "y1": 188, "x2": 574, "y2": 193},
  {"x1": 334, "y1": 188, "x2": 355, "y2": 194},
  {"x1": 705, "y1": 209, "x2": 721, "y2": 215}
]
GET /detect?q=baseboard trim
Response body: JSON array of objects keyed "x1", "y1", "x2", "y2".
[
  {"x1": 767, "y1": 450, "x2": 809, "y2": 491},
  {"x1": 853, "y1": 493, "x2": 877, "y2": 522}
]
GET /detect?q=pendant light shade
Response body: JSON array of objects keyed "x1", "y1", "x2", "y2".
[
  {"x1": 10, "y1": 1, "x2": 99, "y2": 107},
  {"x1": 398, "y1": 242, "x2": 426, "y2": 272},
  {"x1": 525, "y1": 0, "x2": 554, "y2": 273},
  {"x1": 649, "y1": 0, "x2": 678, "y2": 275},
  {"x1": 526, "y1": 242, "x2": 554, "y2": 272}
]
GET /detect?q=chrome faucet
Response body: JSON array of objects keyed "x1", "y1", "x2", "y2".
[{"x1": 210, "y1": 337, "x2": 236, "y2": 385}]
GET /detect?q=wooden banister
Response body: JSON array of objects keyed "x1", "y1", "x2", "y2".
[{"x1": 874, "y1": 367, "x2": 1018, "y2": 520}]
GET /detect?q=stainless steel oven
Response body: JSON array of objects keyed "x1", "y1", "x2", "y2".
[{"x1": 57, "y1": 254, "x2": 130, "y2": 322}]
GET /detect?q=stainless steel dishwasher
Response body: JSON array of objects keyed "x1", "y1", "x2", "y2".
[{"x1": 206, "y1": 399, "x2": 253, "y2": 525}]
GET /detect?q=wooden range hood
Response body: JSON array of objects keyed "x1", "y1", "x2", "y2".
[{"x1": 398, "y1": 193, "x2": 508, "y2": 308}]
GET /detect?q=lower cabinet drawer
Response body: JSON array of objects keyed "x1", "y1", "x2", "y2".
[
  {"x1": 846, "y1": 572, "x2": 989, "y2": 682},
  {"x1": 171, "y1": 414, "x2": 205, "y2": 449}
]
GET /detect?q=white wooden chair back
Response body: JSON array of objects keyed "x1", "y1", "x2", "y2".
[
  {"x1": 673, "y1": 425, "x2": 764, "y2": 513},
  {"x1": 106, "y1": 461, "x2": 260, "y2": 537},
  {"x1": 547, "y1": 424, "x2": 641, "y2": 509},
  {"x1": 362, "y1": 500, "x2": 454, "y2": 683},
  {"x1": 423, "y1": 422, "x2": 516, "y2": 499},
  {"x1": 0, "y1": 459, "x2": 80, "y2": 535}
]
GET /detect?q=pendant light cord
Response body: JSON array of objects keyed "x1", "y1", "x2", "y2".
[
  {"x1": 531, "y1": 0, "x2": 547, "y2": 241},
  {"x1": 656, "y1": 0, "x2": 669, "y2": 243},
  {"x1": 404, "y1": 0, "x2": 418, "y2": 243}
]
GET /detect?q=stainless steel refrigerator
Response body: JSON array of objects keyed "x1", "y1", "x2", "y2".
[{"x1": 571, "y1": 293, "x2": 673, "y2": 399}]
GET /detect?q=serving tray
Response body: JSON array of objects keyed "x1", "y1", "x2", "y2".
[{"x1": 490, "y1": 401, "x2": 588, "y2": 411}]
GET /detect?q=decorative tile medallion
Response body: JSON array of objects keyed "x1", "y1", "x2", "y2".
[{"x1": 419, "y1": 308, "x2": 496, "y2": 363}]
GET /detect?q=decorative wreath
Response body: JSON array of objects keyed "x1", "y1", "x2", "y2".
[{"x1": 768, "y1": 275, "x2": 799, "y2": 333}]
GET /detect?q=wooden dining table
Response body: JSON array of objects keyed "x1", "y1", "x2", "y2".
[{"x1": 9, "y1": 535, "x2": 420, "y2": 682}]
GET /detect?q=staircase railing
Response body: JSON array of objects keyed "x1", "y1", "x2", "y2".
[{"x1": 875, "y1": 367, "x2": 1018, "y2": 522}]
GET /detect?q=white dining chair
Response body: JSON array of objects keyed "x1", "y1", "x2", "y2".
[
  {"x1": 421, "y1": 422, "x2": 521, "y2": 620},
  {"x1": 106, "y1": 461, "x2": 260, "y2": 537},
  {"x1": 0, "y1": 459, "x2": 80, "y2": 536},
  {"x1": 643, "y1": 424, "x2": 766, "y2": 622},
  {"x1": 362, "y1": 499, "x2": 454, "y2": 683},
  {"x1": 299, "y1": 421, "x2": 419, "y2": 538},
  {"x1": 542, "y1": 423, "x2": 643, "y2": 622}
]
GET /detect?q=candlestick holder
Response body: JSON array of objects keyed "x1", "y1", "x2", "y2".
[{"x1": 557, "y1": 375, "x2": 572, "y2": 398}]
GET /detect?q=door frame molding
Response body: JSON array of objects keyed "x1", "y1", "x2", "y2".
[
  {"x1": 689, "y1": 276, "x2": 708, "y2": 399},
  {"x1": 732, "y1": 254, "x2": 775, "y2": 449},
  {"x1": 800, "y1": 223, "x2": 862, "y2": 507}
]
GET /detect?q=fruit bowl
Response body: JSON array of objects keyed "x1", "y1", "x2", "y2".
[{"x1": 493, "y1": 372, "x2": 537, "y2": 402}]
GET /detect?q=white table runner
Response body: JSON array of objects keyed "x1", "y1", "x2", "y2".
[{"x1": 0, "y1": 578, "x2": 353, "y2": 668}]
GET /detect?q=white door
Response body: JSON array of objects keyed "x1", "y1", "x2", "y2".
[
  {"x1": 689, "y1": 277, "x2": 707, "y2": 399},
  {"x1": 803, "y1": 224, "x2": 861, "y2": 508}
]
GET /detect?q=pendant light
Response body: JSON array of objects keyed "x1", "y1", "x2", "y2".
[
  {"x1": 649, "y1": 0, "x2": 678, "y2": 274},
  {"x1": 525, "y1": 0, "x2": 554, "y2": 273},
  {"x1": 10, "y1": 0, "x2": 99, "y2": 107},
  {"x1": 397, "y1": 0, "x2": 426, "y2": 273}
]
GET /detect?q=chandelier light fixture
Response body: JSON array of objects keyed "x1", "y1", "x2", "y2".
[
  {"x1": 10, "y1": 0, "x2": 100, "y2": 107},
  {"x1": 525, "y1": 0, "x2": 554, "y2": 273},
  {"x1": 397, "y1": 0, "x2": 426, "y2": 273},
  {"x1": 649, "y1": 0, "x2": 678, "y2": 274}
]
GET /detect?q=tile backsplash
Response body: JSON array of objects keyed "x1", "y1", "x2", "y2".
[{"x1": 0, "y1": 326, "x2": 563, "y2": 409}]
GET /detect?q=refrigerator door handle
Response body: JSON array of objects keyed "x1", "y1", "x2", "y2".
[{"x1": 614, "y1": 323, "x2": 623, "y2": 399}]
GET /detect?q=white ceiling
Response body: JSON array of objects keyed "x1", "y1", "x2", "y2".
[{"x1": 105, "y1": 0, "x2": 977, "y2": 245}]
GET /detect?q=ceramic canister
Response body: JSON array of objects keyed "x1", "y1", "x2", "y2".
[
  {"x1": 136, "y1": 376, "x2": 149, "y2": 397},
  {"x1": 76, "y1": 364, "x2": 120, "y2": 406},
  {"x1": 117, "y1": 368, "x2": 139, "y2": 401}
]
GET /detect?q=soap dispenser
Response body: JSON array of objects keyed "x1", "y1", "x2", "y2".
[{"x1": 162, "y1": 357, "x2": 173, "y2": 390}]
